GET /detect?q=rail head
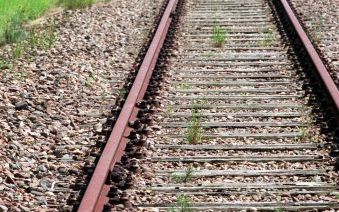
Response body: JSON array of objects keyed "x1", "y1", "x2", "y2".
[{"x1": 77, "y1": 0, "x2": 178, "y2": 211}]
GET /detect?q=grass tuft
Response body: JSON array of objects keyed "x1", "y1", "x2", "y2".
[
  {"x1": 211, "y1": 25, "x2": 228, "y2": 48},
  {"x1": 59, "y1": 0, "x2": 95, "y2": 10},
  {"x1": 275, "y1": 208, "x2": 284, "y2": 212},
  {"x1": 168, "y1": 194, "x2": 194, "y2": 212},
  {"x1": 171, "y1": 166, "x2": 195, "y2": 183},
  {"x1": 260, "y1": 27, "x2": 275, "y2": 46},
  {"x1": 4, "y1": 12, "x2": 26, "y2": 44},
  {"x1": 185, "y1": 108, "x2": 203, "y2": 144},
  {"x1": 0, "y1": 0, "x2": 97, "y2": 44},
  {"x1": 0, "y1": 0, "x2": 57, "y2": 44}
]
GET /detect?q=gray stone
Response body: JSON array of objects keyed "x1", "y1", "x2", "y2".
[
  {"x1": 0, "y1": 205, "x2": 8, "y2": 212},
  {"x1": 38, "y1": 165, "x2": 47, "y2": 173},
  {"x1": 61, "y1": 154, "x2": 73, "y2": 161},
  {"x1": 15, "y1": 101, "x2": 28, "y2": 110},
  {"x1": 19, "y1": 205, "x2": 30, "y2": 212},
  {"x1": 19, "y1": 92, "x2": 29, "y2": 99},
  {"x1": 37, "y1": 196, "x2": 47, "y2": 205}
]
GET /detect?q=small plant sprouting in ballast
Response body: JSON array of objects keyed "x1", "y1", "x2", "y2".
[{"x1": 211, "y1": 25, "x2": 228, "y2": 48}]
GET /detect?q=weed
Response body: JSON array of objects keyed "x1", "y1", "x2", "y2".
[
  {"x1": 85, "y1": 73, "x2": 95, "y2": 86},
  {"x1": 185, "y1": 108, "x2": 203, "y2": 144},
  {"x1": 26, "y1": 25, "x2": 56, "y2": 50},
  {"x1": 178, "y1": 83, "x2": 191, "y2": 90},
  {"x1": 275, "y1": 208, "x2": 284, "y2": 212},
  {"x1": 12, "y1": 44, "x2": 24, "y2": 60},
  {"x1": 13, "y1": 70, "x2": 28, "y2": 81},
  {"x1": 100, "y1": 91, "x2": 107, "y2": 101},
  {"x1": 4, "y1": 10, "x2": 27, "y2": 44},
  {"x1": 263, "y1": 27, "x2": 274, "y2": 34},
  {"x1": 0, "y1": 58, "x2": 11, "y2": 70},
  {"x1": 211, "y1": 25, "x2": 228, "y2": 48},
  {"x1": 117, "y1": 89, "x2": 127, "y2": 99},
  {"x1": 171, "y1": 166, "x2": 195, "y2": 183},
  {"x1": 28, "y1": 29, "x2": 40, "y2": 48},
  {"x1": 167, "y1": 194, "x2": 194, "y2": 212},
  {"x1": 0, "y1": 0, "x2": 98, "y2": 43},
  {"x1": 260, "y1": 27, "x2": 275, "y2": 46},
  {"x1": 42, "y1": 25, "x2": 56, "y2": 49},
  {"x1": 300, "y1": 127, "x2": 310, "y2": 140},
  {"x1": 310, "y1": 31, "x2": 321, "y2": 44},
  {"x1": 205, "y1": 51, "x2": 215, "y2": 58},
  {"x1": 319, "y1": 16, "x2": 325, "y2": 27},
  {"x1": 165, "y1": 105, "x2": 174, "y2": 117},
  {"x1": 192, "y1": 98, "x2": 207, "y2": 110},
  {"x1": 59, "y1": 0, "x2": 95, "y2": 10}
]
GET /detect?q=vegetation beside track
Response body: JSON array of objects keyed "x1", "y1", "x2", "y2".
[{"x1": 0, "y1": 0, "x2": 97, "y2": 45}]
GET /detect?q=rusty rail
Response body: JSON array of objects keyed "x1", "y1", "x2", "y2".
[
  {"x1": 77, "y1": 0, "x2": 178, "y2": 211},
  {"x1": 277, "y1": 0, "x2": 339, "y2": 112}
]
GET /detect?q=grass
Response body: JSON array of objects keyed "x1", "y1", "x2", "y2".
[
  {"x1": 0, "y1": 22, "x2": 57, "y2": 82},
  {"x1": 85, "y1": 73, "x2": 95, "y2": 87},
  {"x1": 171, "y1": 166, "x2": 195, "y2": 183},
  {"x1": 0, "y1": 0, "x2": 57, "y2": 44},
  {"x1": 0, "y1": 58, "x2": 9, "y2": 69},
  {"x1": 185, "y1": 108, "x2": 203, "y2": 144},
  {"x1": 309, "y1": 31, "x2": 321, "y2": 44},
  {"x1": 260, "y1": 27, "x2": 275, "y2": 47},
  {"x1": 205, "y1": 51, "x2": 215, "y2": 58},
  {"x1": 12, "y1": 45, "x2": 23, "y2": 60},
  {"x1": 0, "y1": 0, "x2": 97, "y2": 45},
  {"x1": 117, "y1": 89, "x2": 127, "y2": 99},
  {"x1": 211, "y1": 25, "x2": 228, "y2": 48},
  {"x1": 59, "y1": 0, "x2": 95, "y2": 10},
  {"x1": 300, "y1": 127, "x2": 310, "y2": 140},
  {"x1": 164, "y1": 105, "x2": 174, "y2": 117},
  {"x1": 28, "y1": 26, "x2": 56, "y2": 50},
  {"x1": 177, "y1": 83, "x2": 191, "y2": 90},
  {"x1": 168, "y1": 194, "x2": 194, "y2": 212}
]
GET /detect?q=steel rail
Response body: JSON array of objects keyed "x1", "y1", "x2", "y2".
[
  {"x1": 277, "y1": 0, "x2": 339, "y2": 112},
  {"x1": 77, "y1": 0, "x2": 178, "y2": 211}
]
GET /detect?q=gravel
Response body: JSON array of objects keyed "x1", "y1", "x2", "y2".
[
  {"x1": 289, "y1": 0, "x2": 339, "y2": 84},
  {"x1": 0, "y1": 0, "x2": 162, "y2": 210}
]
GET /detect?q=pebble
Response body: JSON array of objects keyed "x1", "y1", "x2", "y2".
[
  {"x1": 0, "y1": 205, "x2": 8, "y2": 212},
  {"x1": 37, "y1": 196, "x2": 47, "y2": 205},
  {"x1": 5, "y1": 176, "x2": 15, "y2": 185},
  {"x1": 19, "y1": 205, "x2": 30, "y2": 212},
  {"x1": 37, "y1": 165, "x2": 47, "y2": 173},
  {"x1": 15, "y1": 101, "x2": 28, "y2": 110},
  {"x1": 143, "y1": 171, "x2": 155, "y2": 179}
]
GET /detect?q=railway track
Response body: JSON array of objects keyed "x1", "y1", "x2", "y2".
[{"x1": 77, "y1": 0, "x2": 339, "y2": 211}]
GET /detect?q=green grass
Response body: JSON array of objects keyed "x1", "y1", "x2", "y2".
[
  {"x1": 185, "y1": 108, "x2": 203, "y2": 144},
  {"x1": 0, "y1": 0, "x2": 57, "y2": 44},
  {"x1": 0, "y1": 0, "x2": 98, "y2": 45},
  {"x1": 211, "y1": 25, "x2": 228, "y2": 48},
  {"x1": 168, "y1": 195, "x2": 194, "y2": 212},
  {"x1": 59, "y1": 0, "x2": 95, "y2": 10},
  {"x1": 171, "y1": 166, "x2": 195, "y2": 183},
  {"x1": 275, "y1": 208, "x2": 284, "y2": 212},
  {"x1": 260, "y1": 27, "x2": 275, "y2": 47}
]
